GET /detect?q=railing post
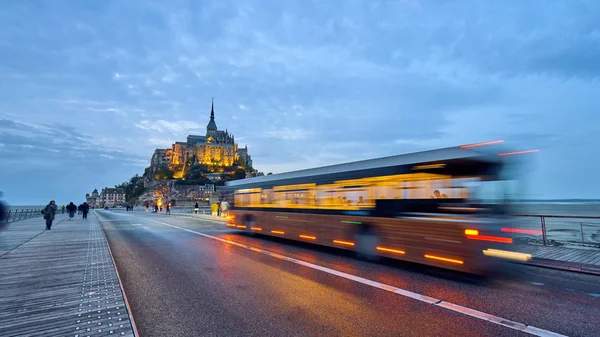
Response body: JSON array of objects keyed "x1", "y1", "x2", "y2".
[
  {"x1": 580, "y1": 222, "x2": 585, "y2": 247},
  {"x1": 5, "y1": 210, "x2": 10, "y2": 223},
  {"x1": 541, "y1": 216, "x2": 547, "y2": 246}
]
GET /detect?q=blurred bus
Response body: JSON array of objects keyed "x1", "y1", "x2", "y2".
[{"x1": 224, "y1": 144, "x2": 531, "y2": 274}]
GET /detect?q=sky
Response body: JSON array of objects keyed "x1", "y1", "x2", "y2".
[{"x1": 1, "y1": 0, "x2": 599, "y2": 205}]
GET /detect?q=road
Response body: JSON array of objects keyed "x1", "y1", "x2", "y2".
[{"x1": 97, "y1": 210, "x2": 599, "y2": 337}]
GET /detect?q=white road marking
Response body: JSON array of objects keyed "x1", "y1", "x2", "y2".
[{"x1": 115, "y1": 214, "x2": 568, "y2": 337}]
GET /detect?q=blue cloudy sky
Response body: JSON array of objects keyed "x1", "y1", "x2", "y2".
[{"x1": 1, "y1": 0, "x2": 599, "y2": 205}]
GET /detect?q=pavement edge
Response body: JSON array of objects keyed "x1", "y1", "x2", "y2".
[
  {"x1": 525, "y1": 258, "x2": 600, "y2": 276},
  {"x1": 96, "y1": 211, "x2": 141, "y2": 337}
]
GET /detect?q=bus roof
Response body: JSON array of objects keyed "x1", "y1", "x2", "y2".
[{"x1": 226, "y1": 146, "x2": 502, "y2": 188}]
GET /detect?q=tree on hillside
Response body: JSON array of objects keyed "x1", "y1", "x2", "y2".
[
  {"x1": 116, "y1": 174, "x2": 147, "y2": 204},
  {"x1": 233, "y1": 168, "x2": 247, "y2": 180},
  {"x1": 183, "y1": 164, "x2": 212, "y2": 184},
  {"x1": 155, "y1": 164, "x2": 174, "y2": 180}
]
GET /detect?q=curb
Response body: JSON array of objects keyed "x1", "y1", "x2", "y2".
[
  {"x1": 524, "y1": 258, "x2": 600, "y2": 276},
  {"x1": 95, "y1": 211, "x2": 141, "y2": 337}
]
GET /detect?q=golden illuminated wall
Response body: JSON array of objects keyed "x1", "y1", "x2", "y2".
[
  {"x1": 194, "y1": 144, "x2": 236, "y2": 166},
  {"x1": 171, "y1": 144, "x2": 185, "y2": 165}
]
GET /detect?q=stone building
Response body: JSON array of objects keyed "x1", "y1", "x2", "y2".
[
  {"x1": 85, "y1": 189, "x2": 100, "y2": 208},
  {"x1": 100, "y1": 188, "x2": 126, "y2": 207},
  {"x1": 150, "y1": 99, "x2": 252, "y2": 177}
]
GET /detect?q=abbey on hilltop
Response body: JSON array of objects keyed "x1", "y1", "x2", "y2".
[{"x1": 150, "y1": 98, "x2": 253, "y2": 178}]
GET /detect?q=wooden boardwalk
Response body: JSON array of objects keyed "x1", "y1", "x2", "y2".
[
  {"x1": 0, "y1": 214, "x2": 135, "y2": 337},
  {"x1": 515, "y1": 244, "x2": 600, "y2": 266}
]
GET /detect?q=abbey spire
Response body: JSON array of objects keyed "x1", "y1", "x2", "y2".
[{"x1": 207, "y1": 97, "x2": 218, "y2": 133}]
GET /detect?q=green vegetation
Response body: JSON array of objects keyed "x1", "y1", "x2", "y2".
[
  {"x1": 154, "y1": 164, "x2": 174, "y2": 180},
  {"x1": 115, "y1": 174, "x2": 147, "y2": 204}
]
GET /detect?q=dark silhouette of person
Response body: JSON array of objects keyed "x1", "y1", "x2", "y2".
[
  {"x1": 42, "y1": 200, "x2": 57, "y2": 230},
  {"x1": 81, "y1": 202, "x2": 90, "y2": 219},
  {"x1": 66, "y1": 202, "x2": 77, "y2": 220}
]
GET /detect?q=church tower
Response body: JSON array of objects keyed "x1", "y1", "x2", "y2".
[{"x1": 206, "y1": 97, "x2": 217, "y2": 134}]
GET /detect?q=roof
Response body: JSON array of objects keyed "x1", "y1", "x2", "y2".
[{"x1": 226, "y1": 146, "x2": 502, "y2": 188}]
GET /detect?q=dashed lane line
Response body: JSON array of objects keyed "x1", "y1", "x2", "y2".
[{"x1": 113, "y1": 214, "x2": 569, "y2": 337}]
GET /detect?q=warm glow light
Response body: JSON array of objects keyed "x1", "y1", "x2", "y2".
[
  {"x1": 424, "y1": 254, "x2": 464, "y2": 265},
  {"x1": 333, "y1": 240, "x2": 355, "y2": 246},
  {"x1": 376, "y1": 247, "x2": 406, "y2": 254},
  {"x1": 501, "y1": 228, "x2": 543, "y2": 235},
  {"x1": 251, "y1": 227, "x2": 262, "y2": 231},
  {"x1": 464, "y1": 229, "x2": 479, "y2": 236},
  {"x1": 271, "y1": 230, "x2": 285, "y2": 234},
  {"x1": 498, "y1": 149, "x2": 539, "y2": 157},
  {"x1": 299, "y1": 234, "x2": 316, "y2": 240},
  {"x1": 413, "y1": 163, "x2": 446, "y2": 170},
  {"x1": 483, "y1": 249, "x2": 532, "y2": 262},
  {"x1": 236, "y1": 225, "x2": 247, "y2": 229},
  {"x1": 466, "y1": 235, "x2": 513, "y2": 244},
  {"x1": 460, "y1": 140, "x2": 504, "y2": 149},
  {"x1": 226, "y1": 224, "x2": 236, "y2": 227},
  {"x1": 274, "y1": 183, "x2": 316, "y2": 191}
]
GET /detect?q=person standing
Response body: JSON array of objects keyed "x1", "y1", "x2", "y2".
[
  {"x1": 220, "y1": 199, "x2": 229, "y2": 218},
  {"x1": 42, "y1": 200, "x2": 57, "y2": 230},
  {"x1": 211, "y1": 201, "x2": 219, "y2": 217},
  {"x1": 165, "y1": 203, "x2": 171, "y2": 215},
  {"x1": 66, "y1": 202, "x2": 77, "y2": 220},
  {"x1": 61, "y1": 205, "x2": 65, "y2": 214},
  {"x1": 81, "y1": 202, "x2": 90, "y2": 219}
]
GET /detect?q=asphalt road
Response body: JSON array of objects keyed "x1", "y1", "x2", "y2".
[{"x1": 97, "y1": 210, "x2": 599, "y2": 337}]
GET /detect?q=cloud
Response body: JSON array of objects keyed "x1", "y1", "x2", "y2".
[
  {"x1": 262, "y1": 128, "x2": 313, "y2": 141},
  {"x1": 135, "y1": 120, "x2": 202, "y2": 134},
  {"x1": 0, "y1": 0, "x2": 599, "y2": 201}
]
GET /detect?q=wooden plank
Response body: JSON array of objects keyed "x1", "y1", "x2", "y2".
[{"x1": 0, "y1": 214, "x2": 135, "y2": 337}]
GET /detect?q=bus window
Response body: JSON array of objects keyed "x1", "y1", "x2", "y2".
[
  {"x1": 235, "y1": 192, "x2": 260, "y2": 206},
  {"x1": 405, "y1": 180, "x2": 429, "y2": 199}
]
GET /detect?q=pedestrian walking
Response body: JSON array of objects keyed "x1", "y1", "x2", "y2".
[
  {"x1": 41, "y1": 200, "x2": 57, "y2": 230},
  {"x1": 66, "y1": 202, "x2": 77, "y2": 220},
  {"x1": 166, "y1": 203, "x2": 171, "y2": 215},
  {"x1": 81, "y1": 202, "x2": 90, "y2": 219},
  {"x1": 61, "y1": 205, "x2": 65, "y2": 214}
]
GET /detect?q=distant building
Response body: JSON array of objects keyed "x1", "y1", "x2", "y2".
[
  {"x1": 100, "y1": 188, "x2": 126, "y2": 207},
  {"x1": 85, "y1": 189, "x2": 100, "y2": 208},
  {"x1": 150, "y1": 98, "x2": 252, "y2": 178},
  {"x1": 236, "y1": 145, "x2": 252, "y2": 170}
]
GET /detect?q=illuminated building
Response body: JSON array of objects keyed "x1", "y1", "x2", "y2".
[{"x1": 150, "y1": 98, "x2": 252, "y2": 177}]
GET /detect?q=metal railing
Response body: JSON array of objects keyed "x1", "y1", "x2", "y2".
[
  {"x1": 513, "y1": 214, "x2": 600, "y2": 248},
  {"x1": 4, "y1": 209, "x2": 44, "y2": 223}
]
